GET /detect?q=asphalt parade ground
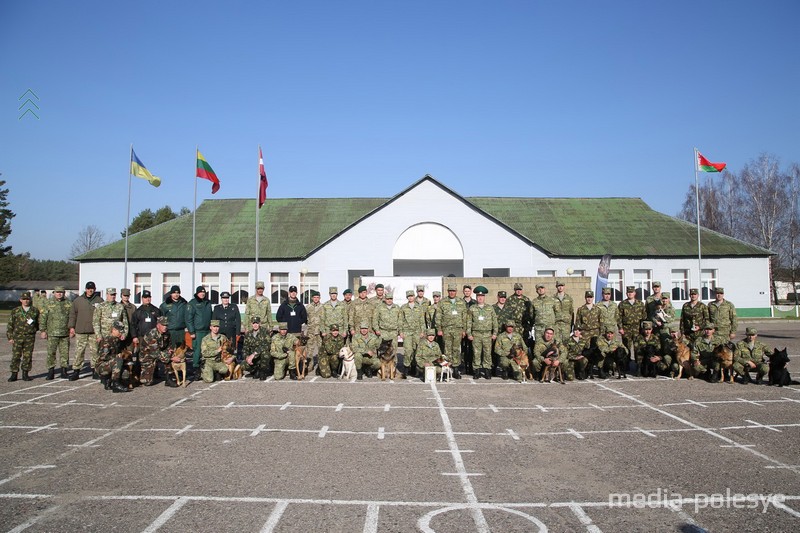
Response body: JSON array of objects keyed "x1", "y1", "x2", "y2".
[{"x1": 1, "y1": 321, "x2": 799, "y2": 532}]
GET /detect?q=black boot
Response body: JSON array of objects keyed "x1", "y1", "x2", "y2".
[
  {"x1": 92, "y1": 370, "x2": 100, "y2": 380},
  {"x1": 500, "y1": 369, "x2": 508, "y2": 380},
  {"x1": 473, "y1": 368, "x2": 480, "y2": 380},
  {"x1": 102, "y1": 376, "x2": 111, "y2": 390},
  {"x1": 69, "y1": 368, "x2": 80, "y2": 381},
  {"x1": 165, "y1": 374, "x2": 179, "y2": 387},
  {"x1": 741, "y1": 371, "x2": 751, "y2": 385},
  {"x1": 453, "y1": 368, "x2": 461, "y2": 379},
  {"x1": 22, "y1": 370, "x2": 32, "y2": 381},
  {"x1": 483, "y1": 368, "x2": 491, "y2": 380},
  {"x1": 289, "y1": 369, "x2": 298, "y2": 380},
  {"x1": 598, "y1": 368, "x2": 608, "y2": 379},
  {"x1": 364, "y1": 367, "x2": 373, "y2": 378},
  {"x1": 755, "y1": 373, "x2": 764, "y2": 385},
  {"x1": 46, "y1": 368, "x2": 55, "y2": 381},
  {"x1": 111, "y1": 380, "x2": 129, "y2": 393},
  {"x1": 60, "y1": 367, "x2": 68, "y2": 379},
  {"x1": 259, "y1": 369, "x2": 268, "y2": 381},
  {"x1": 8, "y1": 372, "x2": 18, "y2": 382},
  {"x1": 357, "y1": 369, "x2": 363, "y2": 380}
]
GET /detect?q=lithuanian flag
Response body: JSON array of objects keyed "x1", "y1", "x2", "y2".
[
  {"x1": 130, "y1": 149, "x2": 161, "y2": 187},
  {"x1": 196, "y1": 149, "x2": 220, "y2": 194},
  {"x1": 697, "y1": 152, "x2": 726, "y2": 173}
]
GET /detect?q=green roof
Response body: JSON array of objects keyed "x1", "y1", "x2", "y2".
[{"x1": 77, "y1": 178, "x2": 770, "y2": 261}]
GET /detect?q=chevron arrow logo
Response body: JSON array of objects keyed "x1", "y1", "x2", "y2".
[{"x1": 18, "y1": 88, "x2": 40, "y2": 120}]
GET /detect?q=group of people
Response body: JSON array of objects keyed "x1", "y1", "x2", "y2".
[{"x1": 6, "y1": 279, "x2": 775, "y2": 388}]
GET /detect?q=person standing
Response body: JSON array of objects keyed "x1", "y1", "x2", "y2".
[
  {"x1": 372, "y1": 291, "x2": 401, "y2": 356},
  {"x1": 39, "y1": 286, "x2": 71, "y2": 380},
  {"x1": 160, "y1": 285, "x2": 188, "y2": 348},
  {"x1": 131, "y1": 290, "x2": 161, "y2": 348},
  {"x1": 7, "y1": 292, "x2": 40, "y2": 381},
  {"x1": 531, "y1": 283, "x2": 557, "y2": 343},
  {"x1": 618, "y1": 285, "x2": 646, "y2": 371},
  {"x1": 67, "y1": 281, "x2": 103, "y2": 380},
  {"x1": 507, "y1": 283, "x2": 532, "y2": 347},
  {"x1": 321, "y1": 287, "x2": 348, "y2": 342},
  {"x1": 400, "y1": 290, "x2": 426, "y2": 376},
  {"x1": 348, "y1": 285, "x2": 372, "y2": 338},
  {"x1": 597, "y1": 287, "x2": 619, "y2": 338},
  {"x1": 460, "y1": 284, "x2": 476, "y2": 375},
  {"x1": 553, "y1": 280, "x2": 574, "y2": 344},
  {"x1": 245, "y1": 281, "x2": 273, "y2": 332},
  {"x1": 276, "y1": 285, "x2": 307, "y2": 334},
  {"x1": 212, "y1": 291, "x2": 241, "y2": 351},
  {"x1": 305, "y1": 290, "x2": 324, "y2": 364},
  {"x1": 466, "y1": 286, "x2": 498, "y2": 379},
  {"x1": 680, "y1": 288, "x2": 709, "y2": 343},
  {"x1": 575, "y1": 290, "x2": 601, "y2": 348},
  {"x1": 708, "y1": 287, "x2": 737, "y2": 341},
  {"x1": 436, "y1": 284, "x2": 467, "y2": 379}
]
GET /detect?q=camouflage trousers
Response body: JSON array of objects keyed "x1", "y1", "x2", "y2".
[
  {"x1": 733, "y1": 361, "x2": 768, "y2": 377},
  {"x1": 272, "y1": 354, "x2": 296, "y2": 380},
  {"x1": 554, "y1": 322, "x2": 571, "y2": 344},
  {"x1": 497, "y1": 354, "x2": 523, "y2": 381},
  {"x1": 568, "y1": 357, "x2": 589, "y2": 380},
  {"x1": 46, "y1": 336, "x2": 70, "y2": 369},
  {"x1": 318, "y1": 351, "x2": 339, "y2": 378},
  {"x1": 192, "y1": 330, "x2": 209, "y2": 366},
  {"x1": 441, "y1": 329, "x2": 463, "y2": 367},
  {"x1": 97, "y1": 357, "x2": 124, "y2": 381},
  {"x1": 10, "y1": 335, "x2": 36, "y2": 372},
  {"x1": 242, "y1": 354, "x2": 272, "y2": 374},
  {"x1": 201, "y1": 359, "x2": 229, "y2": 383},
  {"x1": 355, "y1": 353, "x2": 381, "y2": 372},
  {"x1": 73, "y1": 333, "x2": 98, "y2": 370},
  {"x1": 401, "y1": 333, "x2": 419, "y2": 369},
  {"x1": 531, "y1": 356, "x2": 565, "y2": 374},
  {"x1": 691, "y1": 355, "x2": 720, "y2": 377},
  {"x1": 305, "y1": 333, "x2": 321, "y2": 361},
  {"x1": 470, "y1": 333, "x2": 493, "y2": 369},
  {"x1": 140, "y1": 353, "x2": 171, "y2": 385}
]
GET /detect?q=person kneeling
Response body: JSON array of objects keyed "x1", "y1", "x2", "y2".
[
  {"x1": 200, "y1": 320, "x2": 230, "y2": 383},
  {"x1": 97, "y1": 321, "x2": 130, "y2": 393}
]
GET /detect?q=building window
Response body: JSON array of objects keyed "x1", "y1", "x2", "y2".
[
  {"x1": 607, "y1": 270, "x2": 624, "y2": 301},
  {"x1": 162, "y1": 273, "x2": 180, "y2": 301},
  {"x1": 633, "y1": 269, "x2": 652, "y2": 301},
  {"x1": 568, "y1": 269, "x2": 586, "y2": 277},
  {"x1": 701, "y1": 269, "x2": 717, "y2": 300},
  {"x1": 300, "y1": 272, "x2": 319, "y2": 304},
  {"x1": 133, "y1": 273, "x2": 151, "y2": 304},
  {"x1": 537, "y1": 270, "x2": 556, "y2": 277},
  {"x1": 270, "y1": 272, "x2": 289, "y2": 305},
  {"x1": 671, "y1": 269, "x2": 689, "y2": 301},
  {"x1": 230, "y1": 273, "x2": 249, "y2": 305},
  {"x1": 202, "y1": 273, "x2": 220, "y2": 304},
  {"x1": 483, "y1": 268, "x2": 510, "y2": 277}
]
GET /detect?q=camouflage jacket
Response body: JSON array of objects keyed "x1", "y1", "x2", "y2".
[
  {"x1": 201, "y1": 333, "x2": 229, "y2": 362},
  {"x1": 373, "y1": 303, "x2": 401, "y2": 340},
  {"x1": 634, "y1": 334, "x2": 662, "y2": 355},
  {"x1": 399, "y1": 303, "x2": 426, "y2": 334},
  {"x1": 321, "y1": 333, "x2": 346, "y2": 356},
  {"x1": 618, "y1": 299, "x2": 646, "y2": 333},
  {"x1": 708, "y1": 299, "x2": 737, "y2": 335},
  {"x1": 141, "y1": 327, "x2": 172, "y2": 363},
  {"x1": 245, "y1": 296, "x2": 273, "y2": 331},
  {"x1": 349, "y1": 298, "x2": 374, "y2": 332},
  {"x1": 735, "y1": 340, "x2": 770, "y2": 365},
  {"x1": 690, "y1": 335, "x2": 720, "y2": 361},
  {"x1": 531, "y1": 295, "x2": 557, "y2": 327},
  {"x1": 243, "y1": 329, "x2": 271, "y2": 360},
  {"x1": 564, "y1": 335, "x2": 588, "y2": 361},
  {"x1": 93, "y1": 301, "x2": 129, "y2": 338},
  {"x1": 97, "y1": 335, "x2": 122, "y2": 364},
  {"x1": 351, "y1": 331, "x2": 380, "y2": 358},
  {"x1": 305, "y1": 301, "x2": 324, "y2": 335},
  {"x1": 506, "y1": 294, "x2": 532, "y2": 329},
  {"x1": 416, "y1": 339, "x2": 443, "y2": 366},
  {"x1": 575, "y1": 303, "x2": 601, "y2": 338},
  {"x1": 40, "y1": 297, "x2": 71, "y2": 336},
  {"x1": 7, "y1": 305, "x2": 40, "y2": 339},
  {"x1": 554, "y1": 293, "x2": 574, "y2": 326},
  {"x1": 533, "y1": 339, "x2": 566, "y2": 364},
  {"x1": 494, "y1": 331, "x2": 525, "y2": 357},
  {"x1": 597, "y1": 301, "x2": 619, "y2": 332},
  {"x1": 466, "y1": 304, "x2": 498, "y2": 336},
  {"x1": 680, "y1": 302, "x2": 709, "y2": 336},
  {"x1": 597, "y1": 335, "x2": 626, "y2": 357},
  {"x1": 436, "y1": 297, "x2": 468, "y2": 331},
  {"x1": 322, "y1": 300, "x2": 348, "y2": 334},
  {"x1": 270, "y1": 332, "x2": 297, "y2": 360},
  {"x1": 492, "y1": 303, "x2": 515, "y2": 330}
]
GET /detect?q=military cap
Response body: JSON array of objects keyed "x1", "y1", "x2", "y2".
[
  {"x1": 357, "y1": 285, "x2": 367, "y2": 293},
  {"x1": 329, "y1": 286, "x2": 338, "y2": 294},
  {"x1": 157, "y1": 316, "x2": 169, "y2": 326},
  {"x1": 585, "y1": 290, "x2": 594, "y2": 298},
  {"x1": 703, "y1": 322, "x2": 715, "y2": 330},
  {"x1": 359, "y1": 322, "x2": 370, "y2": 329},
  {"x1": 626, "y1": 286, "x2": 635, "y2": 292},
  {"x1": 715, "y1": 287, "x2": 724, "y2": 294},
  {"x1": 474, "y1": 285, "x2": 488, "y2": 295},
  {"x1": 20, "y1": 291, "x2": 32, "y2": 299},
  {"x1": 251, "y1": 316, "x2": 261, "y2": 324},
  {"x1": 426, "y1": 328, "x2": 436, "y2": 336},
  {"x1": 86, "y1": 281, "x2": 96, "y2": 289},
  {"x1": 642, "y1": 321, "x2": 653, "y2": 329},
  {"x1": 498, "y1": 290, "x2": 507, "y2": 298},
  {"x1": 289, "y1": 285, "x2": 298, "y2": 292},
  {"x1": 343, "y1": 288, "x2": 353, "y2": 295},
  {"x1": 54, "y1": 286, "x2": 65, "y2": 292},
  {"x1": 195, "y1": 285, "x2": 206, "y2": 293},
  {"x1": 142, "y1": 290, "x2": 152, "y2": 298},
  {"x1": 602, "y1": 287, "x2": 612, "y2": 294},
  {"x1": 513, "y1": 283, "x2": 523, "y2": 290},
  {"x1": 505, "y1": 320, "x2": 516, "y2": 327},
  {"x1": 375, "y1": 283, "x2": 384, "y2": 289},
  {"x1": 463, "y1": 284, "x2": 471, "y2": 289},
  {"x1": 746, "y1": 327, "x2": 758, "y2": 335},
  {"x1": 433, "y1": 291, "x2": 441, "y2": 297},
  {"x1": 111, "y1": 320, "x2": 125, "y2": 331},
  {"x1": 661, "y1": 293, "x2": 670, "y2": 299},
  {"x1": 255, "y1": 281, "x2": 265, "y2": 289},
  {"x1": 556, "y1": 280, "x2": 565, "y2": 287},
  {"x1": 535, "y1": 283, "x2": 545, "y2": 289},
  {"x1": 573, "y1": 324, "x2": 583, "y2": 331},
  {"x1": 544, "y1": 326, "x2": 555, "y2": 333},
  {"x1": 278, "y1": 322, "x2": 288, "y2": 330},
  {"x1": 405, "y1": 290, "x2": 414, "y2": 297},
  {"x1": 653, "y1": 281, "x2": 662, "y2": 287},
  {"x1": 310, "y1": 290, "x2": 320, "y2": 297},
  {"x1": 121, "y1": 288, "x2": 131, "y2": 296},
  {"x1": 416, "y1": 285, "x2": 425, "y2": 291},
  {"x1": 447, "y1": 284, "x2": 457, "y2": 291},
  {"x1": 385, "y1": 292, "x2": 394, "y2": 299},
  {"x1": 210, "y1": 320, "x2": 220, "y2": 327},
  {"x1": 106, "y1": 287, "x2": 117, "y2": 295},
  {"x1": 40, "y1": 289, "x2": 47, "y2": 294},
  {"x1": 689, "y1": 288, "x2": 699, "y2": 295},
  {"x1": 169, "y1": 285, "x2": 181, "y2": 293},
  {"x1": 221, "y1": 291, "x2": 231, "y2": 298},
  {"x1": 330, "y1": 324, "x2": 339, "y2": 331},
  {"x1": 603, "y1": 325, "x2": 616, "y2": 334}
]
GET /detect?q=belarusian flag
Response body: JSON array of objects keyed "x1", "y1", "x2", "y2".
[
  {"x1": 196, "y1": 149, "x2": 220, "y2": 194},
  {"x1": 697, "y1": 152, "x2": 726, "y2": 173},
  {"x1": 258, "y1": 146, "x2": 268, "y2": 208}
]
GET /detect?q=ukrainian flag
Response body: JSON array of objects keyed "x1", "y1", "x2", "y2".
[{"x1": 130, "y1": 149, "x2": 161, "y2": 187}]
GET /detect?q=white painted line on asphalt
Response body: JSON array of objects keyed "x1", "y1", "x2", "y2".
[
  {"x1": 435, "y1": 450, "x2": 474, "y2": 453},
  {"x1": 441, "y1": 472, "x2": 484, "y2": 476},
  {"x1": 567, "y1": 503, "x2": 603, "y2": 533},
  {"x1": 377, "y1": 427, "x2": 385, "y2": 440},
  {"x1": 175, "y1": 425, "x2": 193, "y2": 435},
  {"x1": 319, "y1": 426, "x2": 328, "y2": 438},
  {"x1": 27, "y1": 423, "x2": 57, "y2": 434},
  {"x1": 142, "y1": 497, "x2": 189, "y2": 533},
  {"x1": 260, "y1": 501, "x2": 289, "y2": 533},
  {"x1": 720, "y1": 444, "x2": 756, "y2": 448},
  {"x1": 771, "y1": 497, "x2": 800, "y2": 518},
  {"x1": 309, "y1": 376, "x2": 319, "y2": 382},
  {"x1": 250, "y1": 424, "x2": 267, "y2": 437},
  {"x1": 363, "y1": 502, "x2": 379, "y2": 533},
  {"x1": 736, "y1": 397, "x2": 763, "y2": 406},
  {"x1": 0, "y1": 381, "x2": 96, "y2": 411},
  {"x1": 633, "y1": 427, "x2": 657, "y2": 438},
  {"x1": 567, "y1": 428, "x2": 584, "y2": 439},
  {"x1": 101, "y1": 401, "x2": 118, "y2": 409},
  {"x1": 0, "y1": 465, "x2": 55, "y2": 487},
  {"x1": 384, "y1": 404, "x2": 391, "y2": 412},
  {"x1": 744, "y1": 419, "x2": 782, "y2": 432},
  {"x1": 588, "y1": 403, "x2": 606, "y2": 412},
  {"x1": 279, "y1": 402, "x2": 291, "y2": 410},
  {"x1": 54, "y1": 399, "x2": 76, "y2": 409},
  {"x1": 488, "y1": 404, "x2": 499, "y2": 413},
  {"x1": 685, "y1": 399, "x2": 708, "y2": 408},
  {"x1": 335, "y1": 403, "x2": 344, "y2": 411},
  {"x1": 764, "y1": 465, "x2": 800, "y2": 469},
  {"x1": 506, "y1": 429, "x2": 520, "y2": 440},
  {"x1": 535, "y1": 404, "x2": 549, "y2": 413},
  {"x1": 167, "y1": 398, "x2": 188, "y2": 408},
  {"x1": 6, "y1": 504, "x2": 61, "y2": 533},
  {"x1": 224, "y1": 401, "x2": 235, "y2": 409},
  {"x1": 667, "y1": 502, "x2": 708, "y2": 533},
  {"x1": 782, "y1": 396, "x2": 800, "y2": 403}
]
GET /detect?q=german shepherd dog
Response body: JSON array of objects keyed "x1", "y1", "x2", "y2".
[
  {"x1": 119, "y1": 349, "x2": 140, "y2": 389},
  {"x1": 171, "y1": 344, "x2": 188, "y2": 387},
  {"x1": 294, "y1": 335, "x2": 309, "y2": 380},
  {"x1": 378, "y1": 339, "x2": 396, "y2": 381},
  {"x1": 769, "y1": 348, "x2": 793, "y2": 387},
  {"x1": 714, "y1": 343, "x2": 735, "y2": 383},
  {"x1": 638, "y1": 345, "x2": 659, "y2": 378},
  {"x1": 673, "y1": 337, "x2": 692, "y2": 380},
  {"x1": 612, "y1": 347, "x2": 629, "y2": 379},
  {"x1": 511, "y1": 345, "x2": 529, "y2": 382},
  {"x1": 539, "y1": 346, "x2": 564, "y2": 384},
  {"x1": 222, "y1": 339, "x2": 242, "y2": 381}
]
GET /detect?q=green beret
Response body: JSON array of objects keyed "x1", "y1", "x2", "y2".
[
  {"x1": 474, "y1": 285, "x2": 488, "y2": 295},
  {"x1": 358, "y1": 285, "x2": 367, "y2": 293},
  {"x1": 311, "y1": 290, "x2": 320, "y2": 297},
  {"x1": 210, "y1": 320, "x2": 220, "y2": 327},
  {"x1": 343, "y1": 289, "x2": 353, "y2": 295},
  {"x1": 375, "y1": 283, "x2": 384, "y2": 289}
]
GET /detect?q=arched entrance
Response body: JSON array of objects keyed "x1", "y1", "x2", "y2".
[{"x1": 392, "y1": 223, "x2": 464, "y2": 276}]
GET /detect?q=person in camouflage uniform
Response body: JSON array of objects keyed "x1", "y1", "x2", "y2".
[
  {"x1": 690, "y1": 322, "x2": 722, "y2": 381},
  {"x1": 734, "y1": 327, "x2": 770, "y2": 384},
  {"x1": 618, "y1": 286, "x2": 646, "y2": 369},
  {"x1": 400, "y1": 290, "x2": 426, "y2": 374},
  {"x1": 39, "y1": 286, "x2": 71, "y2": 380},
  {"x1": 351, "y1": 322, "x2": 381, "y2": 379},
  {"x1": 681, "y1": 288, "x2": 708, "y2": 343},
  {"x1": 305, "y1": 290, "x2": 324, "y2": 364},
  {"x1": 319, "y1": 324, "x2": 346, "y2": 378},
  {"x1": 648, "y1": 295, "x2": 675, "y2": 342},
  {"x1": 634, "y1": 321, "x2": 666, "y2": 377},
  {"x1": 368, "y1": 283, "x2": 386, "y2": 308},
  {"x1": 322, "y1": 287, "x2": 348, "y2": 344},
  {"x1": 597, "y1": 287, "x2": 619, "y2": 340},
  {"x1": 415, "y1": 328, "x2": 443, "y2": 379},
  {"x1": 414, "y1": 285, "x2": 431, "y2": 308},
  {"x1": 270, "y1": 322, "x2": 298, "y2": 380},
  {"x1": 596, "y1": 326, "x2": 626, "y2": 378},
  {"x1": 200, "y1": 320, "x2": 231, "y2": 383},
  {"x1": 341, "y1": 289, "x2": 354, "y2": 342},
  {"x1": 531, "y1": 327, "x2": 565, "y2": 377},
  {"x1": 373, "y1": 292, "x2": 401, "y2": 360},
  {"x1": 68, "y1": 281, "x2": 103, "y2": 380},
  {"x1": 531, "y1": 283, "x2": 557, "y2": 344},
  {"x1": 436, "y1": 284, "x2": 467, "y2": 379},
  {"x1": 119, "y1": 288, "x2": 136, "y2": 348},
  {"x1": 708, "y1": 287, "x2": 737, "y2": 341},
  {"x1": 564, "y1": 325, "x2": 589, "y2": 381},
  {"x1": 242, "y1": 316, "x2": 272, "y2": 379},
  {"x1": 660, "y1": 325, "x2": 686, "y2": 377},
  {"x1": 553, "y1": 280, "x2": 574, "y2": 344},
  {"x1": 494, "y1": 320, "x2": 526, "y2": 381},
  {"x1": 7, "y1": 292, "x2": 40, "y2": 382},
  {"x1": 140, "y1": 316, "x2": 179, "y2": 387},
  {"x1": 93, "y1": 288, "x2": 130, "y2": 373},
  {"x1": 466, "y1": 286, "x2": 498, "y2": 379},
  {"x1": 460, "y1": 285, "x2": 476, "y2": 375},
  {"x1": 575, "y1": 290, "x2": 601, "y2": 348},
  {"x1": 644, "y1": 281, "x2": 664, "y2": 319},
  {"x1": 349, "y1": 286, "x2": 374, "y2": 337},
  {"x1": 506, "y1": 282, "x2": 532, "y2": 346},
  {"x1": 32, "y1": 290, "x2": 48, "y2": 312},
  {"x1": 426, "y1": 291, "x2": 443, "y2": 351},
  {"x1": 245, "y1": 281, "x2": 273, "y2": 332},
  {"x1": 96, "y1": 321, "x2": 129, "y2": 393}
]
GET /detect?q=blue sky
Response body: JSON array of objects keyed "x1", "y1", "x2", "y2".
[{"x1": 1, "y1": 0, "x2": 798, "y2": 260}]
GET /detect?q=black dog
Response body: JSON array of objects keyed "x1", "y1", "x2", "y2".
[
  {"x1": 769, "y1": 348, "x2": 793, "y2": 387},
  {"x1": 584, "y1": 346, "x2": 603, "y2": 379},
  {"x1": 612, "y1": 346, "x2": 629, "y2": 379},
  {"x1": 639, "y1": 345, "x2": 658, "y2": 378}
]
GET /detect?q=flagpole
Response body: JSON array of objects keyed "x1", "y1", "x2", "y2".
[
  {"x1": 192, "y1": 146, "x2": 198, "y2": 289},
  {"x1": 694, "y1": 147, "x2": 702, "y2": 288},
  {"x1": 255, "y1": 145, "x2": 261, "y2": 284},
  {"x1": 124, "y1": 144, "x2": 133, "y2": 288}
]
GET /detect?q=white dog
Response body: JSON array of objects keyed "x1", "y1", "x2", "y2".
[{"x1": 339, "y1": 346, "x2": 357, "y2": 382}]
